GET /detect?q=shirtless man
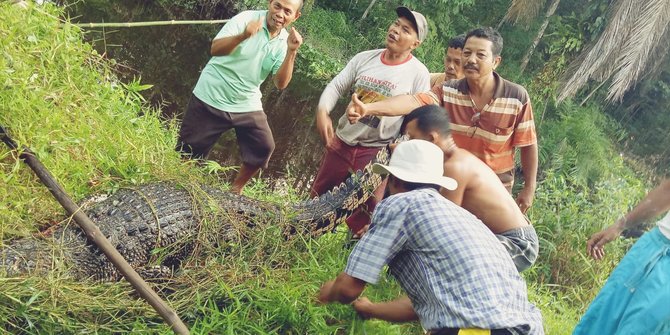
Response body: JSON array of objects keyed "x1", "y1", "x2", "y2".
[
  {"x1": 403, "y1": 104, "x2": 538, "y2": 270},
  {"x1": 351, "y1": 104, "x2": 539, "y2": 324}
]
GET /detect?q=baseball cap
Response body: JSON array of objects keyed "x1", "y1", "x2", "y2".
[
  {"x1": 372, "y1": 140, "x2": 457, "y2": 190},
  {"x1": 395, "y1": 6, "x2": 428, "y2": 42}
]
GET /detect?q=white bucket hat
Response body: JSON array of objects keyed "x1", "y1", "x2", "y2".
[{"x1": 372, "y1": 140, "x2": 457, "y2": 190}]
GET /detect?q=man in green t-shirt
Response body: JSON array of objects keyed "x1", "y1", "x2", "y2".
[{"x1": 177, "y1": 0, "x2": 303, "y2": 194}]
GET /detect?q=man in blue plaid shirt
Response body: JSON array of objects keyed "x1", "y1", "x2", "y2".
[{"x1": 318, "y1": 140, "x2": 544, "y2": 335}]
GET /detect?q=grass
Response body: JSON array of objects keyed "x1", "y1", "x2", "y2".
[
  {"x1": 1, "y1": 220, "x2": 419, "y2": 333},
  {"x1": 0, "y1": 2, "x2": 199, "y2": 241},
  {"x1": 0, "y1": 2, "x2": 654, "y2": 334}
]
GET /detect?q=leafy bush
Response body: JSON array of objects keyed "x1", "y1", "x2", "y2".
[
  {"x1": 538, "y1": 101, "x2": 626, "y2": 187},
  {"x1": 526, "y1": 101, "x2": 648, "y2": 319}
]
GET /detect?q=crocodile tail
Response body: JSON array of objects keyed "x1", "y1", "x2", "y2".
[{"x1": 292, "y1": 144, "x2": 392, "y2": 236}]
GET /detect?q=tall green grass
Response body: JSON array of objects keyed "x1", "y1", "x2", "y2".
[
  {"x1": 0, "y1": 2, "x2": 655, "y2": 334},
  {"x1": 0, "y1": 3, "x2": 200, "y2": 242},
  {"x1": 523, "y1": 101, "x2": 649, "y2": 330}
]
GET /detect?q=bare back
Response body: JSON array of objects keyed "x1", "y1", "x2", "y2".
[{"x1": 440, "y1": 148, "x2": 528, "y2": 233}]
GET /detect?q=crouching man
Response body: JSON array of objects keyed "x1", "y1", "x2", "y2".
[{"x1": 317, "y1": 140, "x2": 544, "y2": 334}]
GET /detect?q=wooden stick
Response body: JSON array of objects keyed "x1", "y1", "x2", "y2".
[
  {"x1": 0, "y1": 126, "x2": 190, "y2": 335},
  {"x1": 68, "y1": 19, "x2": 229, "y2": 28}
]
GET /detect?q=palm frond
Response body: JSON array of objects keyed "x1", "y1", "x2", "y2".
[
  {"x1": 500, "y1": 0, "x2": 545, "y2": 27},
  {"x1": 557, "y1": 0, "x2": 638, "y2": 101},
  {"x1": 607, "y1": 0, "x2": 670, "y2": 101},
  {"x1": 642, "y1": 30, "x2": 670, "y2": 77}
]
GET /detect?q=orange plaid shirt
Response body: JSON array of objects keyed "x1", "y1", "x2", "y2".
[{"x1": 418, "y1": 72, "x2": 537, "y2": 173}]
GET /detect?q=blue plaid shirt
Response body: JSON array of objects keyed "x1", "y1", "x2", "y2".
[{"x1": 345, "y1": 188, "x2": 544, "y2": 334}]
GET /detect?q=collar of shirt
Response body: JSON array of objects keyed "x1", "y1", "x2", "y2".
[{"x1": 456, "y1": 71, "x2": 505, "y2": 99}]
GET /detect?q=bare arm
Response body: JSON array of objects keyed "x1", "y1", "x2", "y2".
[
  {"x1": 273, "y1": 27, "x2": 302, "y2": 89},
  {"x1": 441, "y1": 189, "x2": 464, "y2": 206},
  {"x1": 588, "y1": 179, "x2": 670, "y2": 260},
  {"x1": 347, "y1": 93, "x2": 424, "y2": 124},
  {"x1": 318, "y1": 272, "x2": 367, "y2": 304},
  {"x1": 347, "y1": 82, "x2": 438, "y2": 124},
  {"x1": 211, "y1": 34, "x2": 247, "y2": 56},
  {"x1": 210, "y1": 19, "x2": 263, "y2": 56},
  {"x1": 315, "y1": 85, "x2": 343, "y2": 147},
  {"x1": 315, "y1": 104, "x2": 335, "y2": 147},
  {"x1": 273, "y1": 50, "x2": 297, "y2": 89},
  {"x1": 516, "y1": 144, "x2": 538, "y2": 213},
  {"x1": 352, "y1": 296, "x2": 419, "y2": 322}
]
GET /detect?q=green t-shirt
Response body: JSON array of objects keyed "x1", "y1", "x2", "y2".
[{"x1": 193, "y1": 10, "x2": 288, "y2": 113}]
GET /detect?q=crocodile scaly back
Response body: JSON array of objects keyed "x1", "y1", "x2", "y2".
[
  {"x1": 291, "y1": 144, "x2": 391, "y2": 236},
  {"x1": 0, "y1": 145, "x2": 392, "y2": 280}
]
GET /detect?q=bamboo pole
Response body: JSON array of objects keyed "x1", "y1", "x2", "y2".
[
  {"x1": 0, "y1": 125, "x2": 190, "y2": 335},
  {"x1": 68, "y1": 19, "x2": 229, "y2": 29}
]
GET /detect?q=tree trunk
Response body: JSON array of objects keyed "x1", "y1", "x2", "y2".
[
  {"x1": 361, "y1": 0, "x2": 378, "y2": 20},
  {"x1": 519, "y1": 0, "x2": 561, "y2": 74}
]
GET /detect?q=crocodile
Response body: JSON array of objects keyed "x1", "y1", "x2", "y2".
[{"x1": 0, "y1": 146, "x2": 389, "y2": 281}]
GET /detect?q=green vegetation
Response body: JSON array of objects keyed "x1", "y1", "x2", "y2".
[
  {"x1": 0, "y1": 3, "x2": 195, "y2": 240},
  {"x1": 1, "y1": 0, "x2": 663, "y2": 334}
]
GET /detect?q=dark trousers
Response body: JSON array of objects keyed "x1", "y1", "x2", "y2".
[{"x1": 176, "y1": 94, "x2": 274, "y2": 169}]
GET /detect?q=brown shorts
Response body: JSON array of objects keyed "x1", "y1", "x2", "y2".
[
  {"x1": 496, "y1": 169, "x2": 514, "y2": 193},
  {"x1": 176, "y1": 94, "x2": 275, "y2": 168}
]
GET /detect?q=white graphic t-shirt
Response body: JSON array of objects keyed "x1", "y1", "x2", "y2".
[{"x1": 318, "y1": 49, "x2": 430, "y2": 147}]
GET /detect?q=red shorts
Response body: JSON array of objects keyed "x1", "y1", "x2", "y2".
[{"x1": 311, "y1": 137, "x2": 387, "y2": 233}]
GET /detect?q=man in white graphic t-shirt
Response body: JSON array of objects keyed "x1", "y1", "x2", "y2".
[{"x1": 311, "y1": 6, "x2": 430, "y2": 236}]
